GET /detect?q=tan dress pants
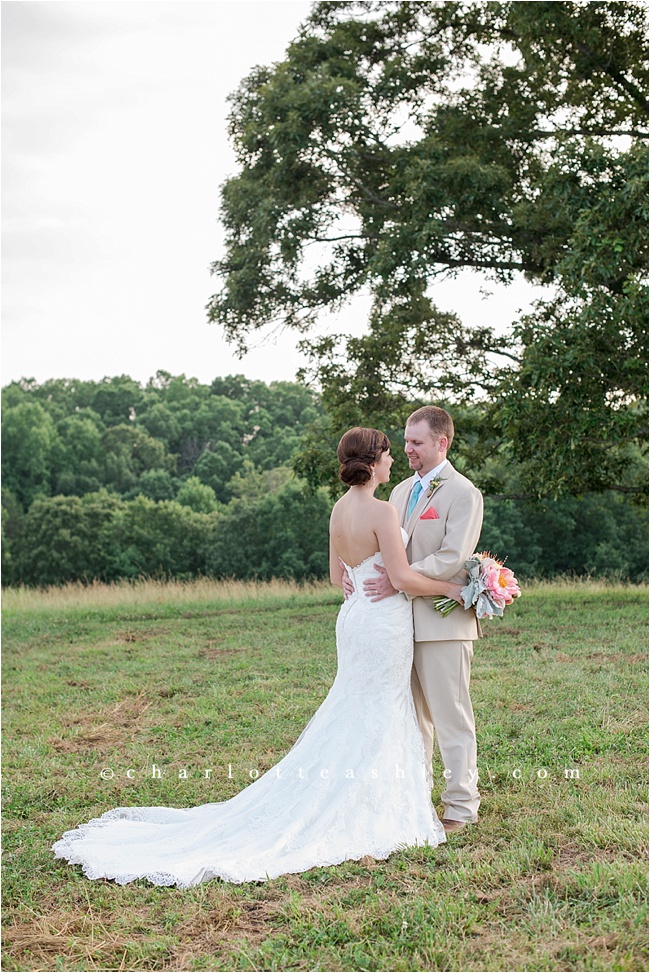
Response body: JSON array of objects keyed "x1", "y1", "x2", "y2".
[{"x1": 411, "y1": 639, "x2": 480, "y2": 823}]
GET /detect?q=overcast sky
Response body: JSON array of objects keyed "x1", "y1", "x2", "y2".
[{"x1": 2, "y1": 0, "x2": 544, "y2": 390}]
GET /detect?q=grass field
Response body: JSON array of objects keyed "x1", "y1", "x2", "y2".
[{"x1": 2, "y1": 578, "x2": 648, "y2": 972}]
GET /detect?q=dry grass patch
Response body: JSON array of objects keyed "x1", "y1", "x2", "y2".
[
  {"x1": 586, "y1": 651, "x2": 647, "y2": 664},
  {"x1": 49, "y1": 692, "x2": 153, "y2": 754},
  {"x1": 3, "y1": 904, "x2": 138, "y2": 972},
  {"x1": 2, "y1": 576, "x2": 333, "y2": 613},
  {"x1": 167, "y1": 895, "x2": 288, "y2": 969}
]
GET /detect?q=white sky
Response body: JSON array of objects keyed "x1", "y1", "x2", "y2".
[{"x1": 2, "y1": 0, "x2": 544, "y2": 390}]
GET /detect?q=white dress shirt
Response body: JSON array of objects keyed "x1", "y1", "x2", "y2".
[{"x1": 411, "y1": 459, "x2": 448, "y2": 500}]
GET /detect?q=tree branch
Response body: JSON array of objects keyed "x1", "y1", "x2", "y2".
[
  {"x1": 433, "y1": 254, "x2": 539, "y2": 274},
  {"x1": 608, "y1": 484, "x2": 648, "y2": 495},
  {"x1": 486, "y1": 485, "x2": 647, "y2": 500},
  {"x1": 574, "y1": 39, "x2": 649, "y2": 115},
  {"x1": 515, "y1": 127, "x2": 649, "y2": 140},
  {"x1": 472, "y1": 344, "x2": 521, "y2": 364},
  {"x1": 484, "y1": 492, "x2": 538, "y2": 501},
  {"x1": 308, "y1": 233, "x2": 368, "y2": 243}
]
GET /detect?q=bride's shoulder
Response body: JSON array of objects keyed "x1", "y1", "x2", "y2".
[{"x1": 372, "y1": 497, "x2": 399, "y2": 522}]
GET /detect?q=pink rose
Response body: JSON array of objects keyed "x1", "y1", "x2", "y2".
[
  {"x1": 483, "y1": 564, "x2": 520, "y2": 605},
  {"x1": 483, "y1": 575, "x2": 506, "y2": 609}
]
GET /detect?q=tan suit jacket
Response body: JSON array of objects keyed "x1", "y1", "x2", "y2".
[{"x1": 390, "y1": 463, "x2": 483, "y2": 642}]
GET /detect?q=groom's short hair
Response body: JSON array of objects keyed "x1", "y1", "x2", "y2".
[{"x1": 406, "y1": 406, "x2": 454, "y2": 450}]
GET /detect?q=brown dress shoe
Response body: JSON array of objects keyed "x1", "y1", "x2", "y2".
[{"x1": 441, "y1": 818, "x2": 467, "y2": 834}]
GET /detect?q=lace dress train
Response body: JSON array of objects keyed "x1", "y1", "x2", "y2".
[{"x1": 52, "y1": 549, "x2": 445, "y2": 886}]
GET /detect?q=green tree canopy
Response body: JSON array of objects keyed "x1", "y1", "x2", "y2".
[
  {"x1": 54, "y1": 415, "x2": 105, "y2": 496},
  {"x1": 175, "y1": 476, "x2": 220, "y2": 514},
  {"x1": 107, "y1": 496, "x2": 213, "y2": 579},
  {"x1": 101, "y1": 424, "x2": 174, "y2": 494},
  {"x1": 13, "y1": 491, "x2": 122, "y2": 586},
  {"x1": 192, "y1": 442, "x2": 244, "y2": 503},
  {"x1": 208, "y1": 0, "x2": 648, "y2": 498},
  {"x1": 205, "y1": 481, "x2": 331, "y2": 581},
  {"x1": 1, "y1": 402, "x2": 62, "y2": 507}
]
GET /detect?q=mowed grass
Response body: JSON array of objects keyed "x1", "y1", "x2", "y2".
[{"x1": 2, "y1": 578, "x2": 648, "y2": 972}]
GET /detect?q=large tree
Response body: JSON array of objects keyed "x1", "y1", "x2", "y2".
[{"x1": 208, "y1": 0, "x2": 648, "y2": 497}]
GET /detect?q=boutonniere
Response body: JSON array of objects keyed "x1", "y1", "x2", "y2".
[{"x1": 427, "y1": 477, "x2": 447, "y2": 498}]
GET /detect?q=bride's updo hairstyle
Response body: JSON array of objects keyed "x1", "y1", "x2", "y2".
[{"x1": 338, "y1": 427, "x2": 390, "y2": 486}]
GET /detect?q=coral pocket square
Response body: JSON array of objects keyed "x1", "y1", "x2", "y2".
[{"x1": 420, "y1": 507, "x2": 439, "y2": 520}]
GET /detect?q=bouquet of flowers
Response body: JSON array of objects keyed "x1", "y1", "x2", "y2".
[{"x1": 432, "y1": 551, "x2": 521, "y2": 619}]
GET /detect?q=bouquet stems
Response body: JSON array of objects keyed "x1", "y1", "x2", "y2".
[{"x1": 432, "y1": 596, "x2": 459, "y2": 617}]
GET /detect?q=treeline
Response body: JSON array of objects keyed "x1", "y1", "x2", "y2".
[
  {"x1": 4, "y1": 484, "x2": 330, "y2": 587},
  {"x1": 1, "y1": 373, "x2": 329, "y2": 585},
  {"x1": 2, "y1": 372, "x2": 320, "y2": 507},
  {"x1": 2, "y1": 374, "x2": 647, "y2": 586}
]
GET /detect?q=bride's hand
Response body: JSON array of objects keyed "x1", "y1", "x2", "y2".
[
  {"x1": 340, "y1": 563, "x2": 355, "y2": 601},
  {"x1": 446, "y1": 583, "x2": 464, "y2": 605}
]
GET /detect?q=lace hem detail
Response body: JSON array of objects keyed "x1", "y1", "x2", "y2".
[{"x1": 53, "y1": 831, "x2": 443, "y2": 887}]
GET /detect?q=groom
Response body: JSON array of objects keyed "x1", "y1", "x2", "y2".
[{"x1": 364, "y1": 406, "x2": 483, "y2": 832}]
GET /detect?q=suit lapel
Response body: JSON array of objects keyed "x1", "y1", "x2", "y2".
[{"x1": 404, "y1": 465, "x2": 455, "y2": 542}]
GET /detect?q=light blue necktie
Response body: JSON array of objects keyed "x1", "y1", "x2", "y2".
[{"x1": 407, "y1": 480, "x2": 423, "y2": 518}]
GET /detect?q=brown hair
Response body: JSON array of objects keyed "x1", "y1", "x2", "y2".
[
  {"x1": 406, "y1": 406, "x2": 454, "y2": 450},
  {"x1": 337, "y1": 427, "x2": 390, "y2": 486}
]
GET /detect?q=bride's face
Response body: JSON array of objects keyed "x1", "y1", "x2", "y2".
[{"x1": 373, "y1": 449, "x2": 394, "y2": 484}]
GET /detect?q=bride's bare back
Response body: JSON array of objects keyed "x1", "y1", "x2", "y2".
[
  {"x1": 329, "y1": 491, "x2": 386, "y2": 568},
  {"x1": 329, "y1": 489, "x2": 413, "y2": 595},
  {"x1": 329, "y1": 488, "x2": 461, "y2": 604}
]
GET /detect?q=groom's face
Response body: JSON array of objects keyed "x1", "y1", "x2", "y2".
[{"x1": 404, "y1": 420, "x2": 448, "y2": 476}]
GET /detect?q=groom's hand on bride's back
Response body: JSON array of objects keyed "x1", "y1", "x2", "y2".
[{"x1": 363, "y1": 564, "x2": 399, "y2": 602}]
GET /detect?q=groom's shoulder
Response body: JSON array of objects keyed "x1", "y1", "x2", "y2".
[
  {"x1": 392, "y1": 476, "x2": 412, "y2": 496},
  {"x1": 447, "y1": 464, "x2": 482, "y2": 497},
  {"x1": 389, "y1": 476, "x2": 412, "y2": 505}
]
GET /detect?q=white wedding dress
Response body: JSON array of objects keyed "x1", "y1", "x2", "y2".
[{"x1": 53, "y1": 532, "x2": 445, "y2": 886}]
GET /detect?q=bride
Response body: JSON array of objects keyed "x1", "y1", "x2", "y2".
[{"x1": 53, "y1": 427, "x2": 463, "y2": 886}]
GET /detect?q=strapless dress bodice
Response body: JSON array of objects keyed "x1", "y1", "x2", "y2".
[{"x1": 341, "y1": 527, "x2": 408, "y2": 592}]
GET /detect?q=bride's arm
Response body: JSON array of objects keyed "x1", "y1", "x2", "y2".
[
  {"x1": 329, "y1": 533, "x2": 344, "y2": 588},
  {"x1": 375, "y1": 504, "x2": 463, "y2": 601}
]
